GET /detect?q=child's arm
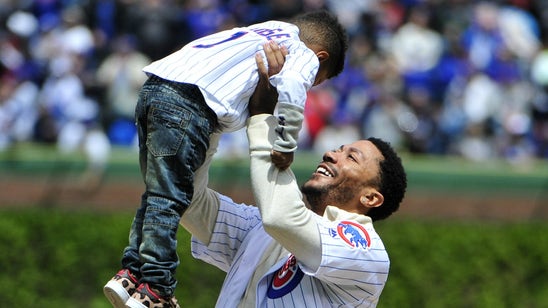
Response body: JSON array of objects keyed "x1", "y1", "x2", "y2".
[
  {"x1": 271, "y1": 102, "x2": 302, "y2": 170},
  {"x1": 253, "y1": 40, "x2": 297, "y2": 170},
  {"x1": 268, "y1": 41, "x2": 319, "y2": 170}
]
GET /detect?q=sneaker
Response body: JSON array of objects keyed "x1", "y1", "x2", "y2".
[
  {"x1": 103, "y1": 269, "x2": 139, "y2": 308},
  {"x1": 125, "y1": 283, "x2": 180, "y2": 308}
]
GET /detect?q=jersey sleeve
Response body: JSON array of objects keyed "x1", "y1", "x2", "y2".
[
  {"x1": 190, "y1": 196, "x2": 262, "y2": 273},
  {"x1": 180, "y1": 133, "x2": 263, "y2": 272},
  {"x1": 270, "y1": 41, "x2": 318, "y2": 108},
  {"x1": 180, "y1": 133, "x2": 222, "y2": 244},
  {"x1": 272, "y1": 102, "x2": 304, "y2": 152},
  {"x1": 302, "y1": 214, "x2": 390, "y2": 293}
]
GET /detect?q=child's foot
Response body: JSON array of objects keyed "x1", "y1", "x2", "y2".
[
  {"x1": 125, "y1": 283, "x2": 180, "y2": 308},
  {"x1": 103, "y1": 269, "x2": 139, "y2": 308}
]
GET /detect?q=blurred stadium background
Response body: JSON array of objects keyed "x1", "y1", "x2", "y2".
[{"x1": 1, "y1": 0, "x2": 547, "y2": 307}]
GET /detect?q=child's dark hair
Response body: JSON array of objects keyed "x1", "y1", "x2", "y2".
[
  {"x1": 291, "y1": 10, "x2": 348, "y2": 78},
  {"x1": 365, "y1": 137, "x2": 407, "y2": 221}
]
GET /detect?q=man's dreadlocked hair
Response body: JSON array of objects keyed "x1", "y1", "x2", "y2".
[
  {"x1": 290, "y1": 10, "x2": 349, "y2": 78},
  {"x1": 365, "y1": 137, "x2": 407, "y2": 221}
]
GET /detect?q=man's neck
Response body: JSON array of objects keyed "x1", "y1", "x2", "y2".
[{"x1": 303, "y1": 195, "x2": 327, "y2": 216}]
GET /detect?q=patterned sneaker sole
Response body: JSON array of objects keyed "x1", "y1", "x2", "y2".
[
  {"x1": 104, "y1": 280, "x2": 131, "y2": 308},
  {"x1": 125, "y1": 296, "x2": 148, "y2": 308}
]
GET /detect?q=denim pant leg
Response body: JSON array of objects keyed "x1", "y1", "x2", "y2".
[{"x1": 122, "y1": 77, "x2": 217, "y2": 297}]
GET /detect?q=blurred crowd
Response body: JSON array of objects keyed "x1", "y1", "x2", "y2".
[{"x1": 1, "y1": 0, "x2": 548, "y2": 170}]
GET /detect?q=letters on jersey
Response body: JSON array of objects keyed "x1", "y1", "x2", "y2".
[
  {"x1": 330, "y1": 221, "x2": 371, "y2": 249},
  {"x1": 193, "y1": 27, "x2": 291, "y2": 49}
]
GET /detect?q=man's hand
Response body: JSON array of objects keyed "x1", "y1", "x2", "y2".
[{"x1": 249, "y1": 41, "x2": 288, "y2": 116}]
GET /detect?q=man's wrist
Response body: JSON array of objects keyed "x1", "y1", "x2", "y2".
[
  {"x1": 249, "y1": 108, "x2": 274, "y2": 117},
  {"x1": 249, "y1": 95, "x2": 277, "y2": 116}
]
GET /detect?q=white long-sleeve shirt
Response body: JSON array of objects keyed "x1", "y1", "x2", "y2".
[
  {"x1": 143, "y1": 21, "x2": 318, "y2": 152},
  {"x1": 181, "y1": 115, "x2": 390, "y2": 307}
]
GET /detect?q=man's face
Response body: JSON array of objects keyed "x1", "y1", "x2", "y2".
[{"x1": 302, "y1": 140, "x2": 382, "y2": 212}]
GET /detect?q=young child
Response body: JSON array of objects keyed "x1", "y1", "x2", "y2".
[{"x1": 103, "y1": 10, "x2": 348, "y2": 308}]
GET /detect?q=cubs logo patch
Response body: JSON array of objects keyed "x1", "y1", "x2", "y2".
[
  {"x1": 267, "y1": 254, "x2": 304, "y2": 299},
  {"x1": 330, "y1": 221, "x2": 371, "y2": 249}
]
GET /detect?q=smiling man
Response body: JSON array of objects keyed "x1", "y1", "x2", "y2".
[{"x1": 177, "y1": 46, "x2": 408, "y2": 307}]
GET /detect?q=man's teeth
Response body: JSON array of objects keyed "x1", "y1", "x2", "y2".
[{"x1": 316, "y1": 166, "x2": 333, "y2": 177}]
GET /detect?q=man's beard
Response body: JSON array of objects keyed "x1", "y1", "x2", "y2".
[{"x1": 301, "y1": 181, "x2": 355, "y2": 210}]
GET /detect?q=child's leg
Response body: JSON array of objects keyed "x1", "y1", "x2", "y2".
[
  {"x1": 125, "y1": 77, "x2": 217, "y2": 298},
  {"x1": 119, "y1": 82, "x2": 153, "y2": 277}
]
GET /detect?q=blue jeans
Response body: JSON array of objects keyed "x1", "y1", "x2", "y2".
[{"x1": 121, "y1": 75, "x2": 217, "y2": 297}]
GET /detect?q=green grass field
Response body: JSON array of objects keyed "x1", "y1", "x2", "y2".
[{"x1": 0, "y1": 209, "x2": 547, "y2": 307}]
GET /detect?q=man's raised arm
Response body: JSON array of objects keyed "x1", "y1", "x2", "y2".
[{"x1": 246, "y1": 44, "x2": 322, "y2": 271}]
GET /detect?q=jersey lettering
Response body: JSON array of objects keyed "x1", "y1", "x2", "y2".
[
  {"x1": 193, "y1": 28, "x2": 291, "y2": 49},
  {"x1": 251, "y1": 28, "x2": 291, "y2": 40},
  {"x1": 193, "y1": 31, "x2": 248, "y2": 48}
]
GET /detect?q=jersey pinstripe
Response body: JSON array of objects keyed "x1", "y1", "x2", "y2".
[
  {"x1": 191, "y1": 195, "x2": 389, "y2": 307},
  {"x1": 143, "y1": 20, "x2": 318, "y2": 133}
]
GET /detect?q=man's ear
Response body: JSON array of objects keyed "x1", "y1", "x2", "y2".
[
  {"x1": 360, "y1": 191, "x2": 384, "y2": 208},
  {"x1": 316, "y1": 51, "x2": 329, "y2": 63}
]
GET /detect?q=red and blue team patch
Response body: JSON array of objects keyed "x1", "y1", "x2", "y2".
[
  {"x1": 267, "y1": 254, "x2": 304, "y2": 299},
  {"x1": 330, "y1": 221, "x2": 371, "y2": 249}
]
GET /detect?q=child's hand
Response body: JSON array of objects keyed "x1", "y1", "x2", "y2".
[{"x1": 271, "y1": 150, "x2": 294, "y2": 170}]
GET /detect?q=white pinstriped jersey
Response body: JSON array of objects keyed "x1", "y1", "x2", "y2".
[
  {"x1": 191, "y1": 196, "x2": 390, "y2": 307},
  {"x1": 143, "y1": 20, "x2": 318, "y2": 135}
]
